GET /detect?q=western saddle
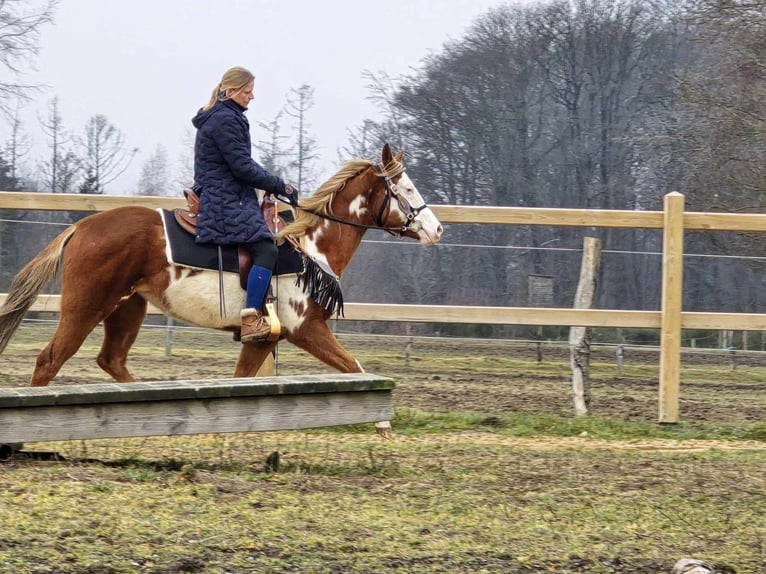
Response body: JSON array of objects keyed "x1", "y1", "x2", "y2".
[{"x1": 172, "y1": 188, "x2": 286, "y2": 342}]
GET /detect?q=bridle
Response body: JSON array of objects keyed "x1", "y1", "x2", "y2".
[
  {"x1": 278, "y1": 161, "x2": 429, "y2": 236},
  {"x1": 371, "y1": 163, "x2": 428, "y2": 236}
]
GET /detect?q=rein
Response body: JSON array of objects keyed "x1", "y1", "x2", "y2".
[{"x1": 274, "y1": 162, "x2": 428, "y2": 235}]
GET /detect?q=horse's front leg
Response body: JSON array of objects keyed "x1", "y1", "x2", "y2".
[
  {"x1": 286, "y1": 317, "x2": 393, "y2": 439},
  {"x1": 234, "y1": 340, "x2": 279, "y2": 377}
]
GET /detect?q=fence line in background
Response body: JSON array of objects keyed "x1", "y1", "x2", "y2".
[{"x1": 3, "y1": 191, "x2": 766, "y2": 423}]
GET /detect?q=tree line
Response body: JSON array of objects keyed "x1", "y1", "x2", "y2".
[
  {"x1": 2, "y1": 0, "x2": 766, "y2": 343},
  {"x1": 338, "y1": 0, "x2": 766, "y2": 341}
]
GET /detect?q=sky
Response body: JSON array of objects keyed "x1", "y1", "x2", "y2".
[{"x1": 16, "y1": 0, "x2": 511, "y2": 194}]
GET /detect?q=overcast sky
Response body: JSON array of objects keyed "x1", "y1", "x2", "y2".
[{"x1": 16, "y1": 0, "x2": 511, "y2": 194}]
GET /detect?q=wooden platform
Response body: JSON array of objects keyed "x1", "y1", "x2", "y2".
[{"x1": 0, "y1": 373, "x2": 395, "y2": 447}]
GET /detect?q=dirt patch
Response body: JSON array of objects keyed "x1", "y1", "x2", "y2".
[{"x1": 4, "y1": 327, "x2": 766, "y2": 427}]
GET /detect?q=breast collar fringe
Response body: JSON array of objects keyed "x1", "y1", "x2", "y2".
[{"x1": 284, "y1": 234, "x2": 344, "y2": 316}]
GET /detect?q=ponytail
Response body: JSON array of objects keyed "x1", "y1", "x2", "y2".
[{"x1": 202, "y1": 67, "x2": 254, "y2": 111}]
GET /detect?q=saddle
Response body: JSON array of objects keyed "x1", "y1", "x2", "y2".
[
  {"x1": 172, "y1": 188, "x2": 289, "y2": 342},
  {"x1": 174, "y1": 188, "x2": 288, "y2": 239},
  {"x1": 173, "y1": 188, "x2": 290, "y2": 288},
  {"x1": 173, "y1": 189, "x2": 250, "y2": 289}
]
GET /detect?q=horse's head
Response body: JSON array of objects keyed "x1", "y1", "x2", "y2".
[
  {"x1": 369, "y1": 143, "x2": 443, "y2": 244},
  {"x1": 276, "y1": 144, "x2": 443, "y2": 247}
]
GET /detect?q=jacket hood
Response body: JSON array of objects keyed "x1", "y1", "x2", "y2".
[
  {"x1": 192, "y1": 99, "x2": 246, "y2": 129},
  {"x1": 192, "y1": 104, "x2": 216, "y2": 129}
]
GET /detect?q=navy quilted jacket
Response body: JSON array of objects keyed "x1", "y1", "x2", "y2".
[{"x1": 192, "y1": 99, "x2": 285, "y2": 245}]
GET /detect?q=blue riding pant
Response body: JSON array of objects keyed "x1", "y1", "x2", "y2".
[{"x1": 242, "y1": 238, "x2": 278, "y2": 310}]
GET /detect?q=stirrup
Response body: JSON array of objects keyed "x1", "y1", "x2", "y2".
[{"x1": 264, "y1": 301, "x2": 281, "y2": 341}]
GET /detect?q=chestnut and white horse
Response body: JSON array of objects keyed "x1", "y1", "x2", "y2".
[{"x1": 0, "y1": 144, "x2": 442, "y2": 401}]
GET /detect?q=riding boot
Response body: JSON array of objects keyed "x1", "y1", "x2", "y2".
[{"x1": 240, "y1": 308, "x2": 271, "y2": 343}]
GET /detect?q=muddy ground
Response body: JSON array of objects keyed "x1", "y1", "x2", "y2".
[{"x1": 3, "y1": 325, "x2": 765, "y2": 426}]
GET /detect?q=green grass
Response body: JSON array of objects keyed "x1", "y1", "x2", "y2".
[
  {"x1": 380, "y1": 408, "x2": 766, "y2": 442},
  {"x1": 1, "y1": 429, "x2": 763, "y2": 573},
  {"x1": 2, "y1": 326, "x2": 766, "y2": 572}
]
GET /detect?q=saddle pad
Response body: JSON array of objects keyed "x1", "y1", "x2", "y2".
[
  {"x1": 159, "y1": 208, "x2": 239, "y2": 273},
  {"x1": 158, "y1": 208, "x2": 304, "y2": 276}
]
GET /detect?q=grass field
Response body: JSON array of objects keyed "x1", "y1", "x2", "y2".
[{"x1": 1, "y1": 324, "x2": 765, "y2": 573}]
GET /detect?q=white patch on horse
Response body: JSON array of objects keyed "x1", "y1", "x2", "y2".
[
  {"x1": 348, "y1": 195, "x2": 367, "y2": 217},
  {"x1": 159, "y1": 266, "x2": 245, "y2": 328},
  {"x1": 273, "y1": 274, "x2": 309, "y2": 333},
  {"x1": 302, "y1": 226, "x2": 334, "y2": 272},
  {"x1": 396, "y1": 172, "x2": 443, "y2": 245}
]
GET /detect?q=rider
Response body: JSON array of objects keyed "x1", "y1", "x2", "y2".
[{"x1": 192, "y1": 66, "x2": 298, "y2": 343}]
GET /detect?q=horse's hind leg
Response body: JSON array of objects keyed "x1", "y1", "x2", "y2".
[
  {"x1": 97, "y1": 294, "x2": 147, "y2": 382},
  {"x1": 30, "y1": 310, "x2": 105, "y2": 387}
]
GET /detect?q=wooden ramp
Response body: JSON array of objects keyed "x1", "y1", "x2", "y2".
[{"x1": 0, "y1": 373, "x2": 395, "y2": 451}]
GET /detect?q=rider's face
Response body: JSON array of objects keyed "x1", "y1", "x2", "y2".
[{"x1": 230, "y1": 81, "x2": 254, "y2": 109}]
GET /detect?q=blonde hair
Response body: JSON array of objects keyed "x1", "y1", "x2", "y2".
[
  {"x1": 276, "y1": 155, "x2": 404, "y2": 240},
  {"x1": 203, "y1": 66, "x2": 255, "y2": 111}
]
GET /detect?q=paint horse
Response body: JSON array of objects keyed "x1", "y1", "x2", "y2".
[{"x1": 0, "y1": 144, "x2": 442, "y2": 432}]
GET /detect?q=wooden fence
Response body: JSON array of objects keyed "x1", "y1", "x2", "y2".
[{"x1": 2, "y1": 191, "x2": 766, "y2": 423}]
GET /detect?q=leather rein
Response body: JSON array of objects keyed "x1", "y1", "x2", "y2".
[{"x1": 277, "y1": 163, "x2": 428, "y2": 236}]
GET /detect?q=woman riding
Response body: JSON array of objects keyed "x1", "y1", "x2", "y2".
[{"x1": 192, "y1": 66, "x2": 298, "y2": 343}]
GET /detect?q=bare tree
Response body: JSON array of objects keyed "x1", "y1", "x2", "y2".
[
  {"x1": 254, "y1": 110, "x2": 290, "y2": 176},
  {"x1": 0, "y1": 0, "x2": 58, "y2": 117},
  {"x1": 284, "y1": 84, "x2": 319, "y2": 192},
  {"x1": 4, "y1": 99, "x2": 31, "y2": 180},
  {"x1": 340, "y1": 119, "x2": 386, "y2": 163},
  {"x1": 76, "y1": 114, "x2": 137, "y2": 194},
  {"x1": 38, "y1": 96, "x2": 81, "y2": 192},
  {"x1": 174, "y1": 127, "x2": 195, "y2": 190},
  {"x1": 137, "y1": 144, "x2": 170, "y2": 196}
]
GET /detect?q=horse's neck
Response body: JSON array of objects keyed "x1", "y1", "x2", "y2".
[
  {"x1": 303, "y1": 221, "x2": 365, "y2": 279},
  {"x1": 305, "y1": 178, "x2": 373, "y2": 277}
]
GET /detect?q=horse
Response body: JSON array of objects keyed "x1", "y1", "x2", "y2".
[{"x1": 0, "y1": 143, "x2": 443, "y2": 433}]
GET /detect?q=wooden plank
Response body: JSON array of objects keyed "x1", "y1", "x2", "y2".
[
  {"x1": 0, "y1": 392, "x2": 393, "y2": 443},
  {"x1": 4, "y1": 192, "x2": 766, "y2": 231},
  {"x1": 430, "y1": 205, "x2": 663, "y2": 228},
  {"x1": 10, "y1": 294, "x2": 766, "y2": 331},
  {"x1": 0, "y1": 191, "x2": 183, "y2": 211},
  {"x1": 659, "y1": 192, "x2": 685, "y2": 424},
  {"x1": 680, "y1": 312, "x2": 766, "y2": 331},
  {"x1": 0, "y1": 374, "x2": 395, "y2": 444},
  {"x1": 683, "y1": 211, "x2": 766, "y2": 232},
  {"x1": 0, "y1": 373, "x2": 395, "y2": 407},
  {"x1": 342, "y1": 304, "x2": 663, "y2": 328}
]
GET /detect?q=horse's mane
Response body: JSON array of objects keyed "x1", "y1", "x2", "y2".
[{"x1": 277, "y1": 156, "x2": 403, "y2": 239}]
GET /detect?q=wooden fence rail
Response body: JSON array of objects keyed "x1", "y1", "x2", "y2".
[{"x1": 2, "y1": 191, "x2": 765, "y2": 423}]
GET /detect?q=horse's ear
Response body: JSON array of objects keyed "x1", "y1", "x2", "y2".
[
  {"x1": 394, "y1": 150, "x2": 404, "y2": 163},
  {"x1": 382, "y1": 143, "x2": 393, "y2": 164}
]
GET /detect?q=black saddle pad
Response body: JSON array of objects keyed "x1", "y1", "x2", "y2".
[
  {"x1": 160, "y1": 209, "x2": 239, "y2": 272},
  {"x1": 159, "y1": 209, "x2": 303, "y2": 275}
]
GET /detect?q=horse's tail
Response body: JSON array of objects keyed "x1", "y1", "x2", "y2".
[{"x1": 0, "y1": 225, "x2": 78, "y2": 355}]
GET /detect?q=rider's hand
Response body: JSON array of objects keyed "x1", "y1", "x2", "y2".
[{"x1": 282, "y1": 184, "x2": 299, "y2": 207}]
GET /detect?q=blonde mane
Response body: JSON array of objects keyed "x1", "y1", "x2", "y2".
[
  {"x1": 277, "y1": 155, "x2": 405, "y2": 239},
  {"x1": 276, "y1": 160, "x2": 372, "y2": 239}
]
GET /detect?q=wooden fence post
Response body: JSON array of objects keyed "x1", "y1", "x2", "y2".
[
  {"x1": 570, "y1": 237, "x2": 602, "y2": 417},
  {"x1": 164, "y1": 316, "x2": 174, "y2": 357},
  {"x1": 615, "y1": 327, "x2": 624, "y2": 377},
  {"x1": 659, "y1": 192, "x2": 685, "y2": 423}
]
